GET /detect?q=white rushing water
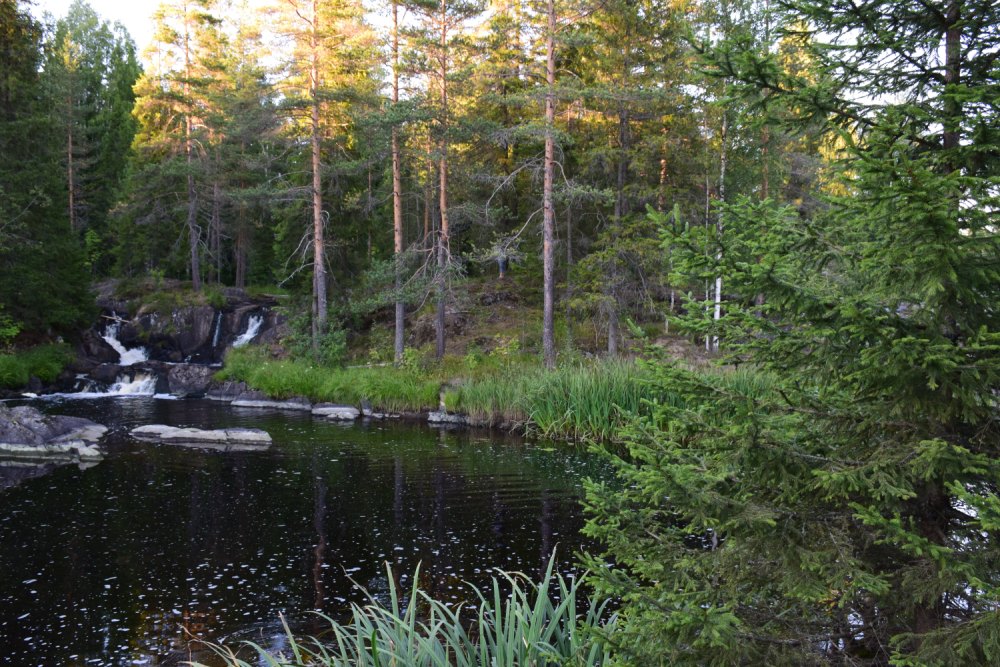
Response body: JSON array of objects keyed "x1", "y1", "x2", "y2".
[
  {"x1": 102, "y1": 321, "x2": 149, "y2": 366},
  {"x1": 232, "y1": 314, "x2": 263, "y2": 348},
  {"x1": 211, "y1": 312, "x2": 222, "y2": 350},
  {"x1": 44, "y1": 373, "x2": 158, "y2": 399}
]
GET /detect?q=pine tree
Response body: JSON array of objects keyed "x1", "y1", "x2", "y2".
[
  {"x1": 584, "y1": 0, "x2": 1000, "y2": 664},
  {"x1": 0, "y1": 0, "x2": 92, "y2": 336}
]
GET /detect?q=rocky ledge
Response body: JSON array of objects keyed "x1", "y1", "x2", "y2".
[
  {"x1": 130, "y1": 424, "x2": 272, "y2": 451},
  {"x1": 0, "y1": 405, "x2": 107, "y2": 462}
]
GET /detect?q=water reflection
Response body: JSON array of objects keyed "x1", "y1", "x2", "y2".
[{"x1": 0, "y1": 397, "x2": 605, "y2": 666}]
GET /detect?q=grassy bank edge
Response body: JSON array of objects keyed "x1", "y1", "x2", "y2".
[{"x1": 217, "y1": 347, "x2": 651, "y2": 442}]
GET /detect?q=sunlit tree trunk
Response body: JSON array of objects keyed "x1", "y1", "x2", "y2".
[
  {"x1": 309, "y1": 0, "x2": 327, "y2": 348},
  {"x1": 392, "y1": 0, "x2": 405, "y2": 364},
  {"x1": 434, "y1": 0, "x2": 450, "y2": 359},
  {"x1": 184, "y1": 5, "x2": 201, "y2": 292},
  {"x1": 541, "y1": 0, "x2": 557, "y2": 368}
]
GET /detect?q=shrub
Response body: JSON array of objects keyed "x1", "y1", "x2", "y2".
[{"x1": 193, "y1": 556, "x2": 615, "y2": 667}]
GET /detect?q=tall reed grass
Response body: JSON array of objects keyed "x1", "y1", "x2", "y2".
[
  {"x1": 194, "y1": 557, "x2": 615, "y2": 667},
  {"x1": 221, "y1": 348, "x2": 711, "y2": 442},
  {"x1": 449, "y1": 360, "x2": 654, "y2": 442}
]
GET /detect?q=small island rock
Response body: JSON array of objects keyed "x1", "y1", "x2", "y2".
[{"x1": 130, "y1": 424, "x2": 272, "y2": 451}]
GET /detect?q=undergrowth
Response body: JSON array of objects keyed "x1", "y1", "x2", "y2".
[
  {"x1": 193, "y1": 556, "x2": 615, "y2": 667},
  {"x1": 0, "y1": 344, "x2": 74, "y2": 389}
]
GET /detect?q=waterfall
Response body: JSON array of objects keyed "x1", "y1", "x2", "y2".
[
  {"x1": 211, "y1": 311, "x2": 223, "y2": 350},
  {"x1": 102, "y1": 317, "x2": 149, "y2": 366},
  {"x1": 233, "y1": 314, "x2": 263, "y2": 348}
]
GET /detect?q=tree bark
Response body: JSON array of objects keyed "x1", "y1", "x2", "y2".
[
  {"x1": 392, "y1": 0, "x2": 405, "y2": 364},
  {"x1": 210, "y1": 180, "x2": 221, "y2": 284},
  {"x1": 184, "y1": 8, "x2": 201, "y2": 292},
  {"x1": 310, "y1": 0, "x2": 327, "y2": 348},
  {"x1": 434, "y1": 0, "x2": 450, "y2": 360},
  {"x1": 710, "y1": 110, "x2": 728, "y2": 353},
  {"x1": 541, "y1": 0, "x2": 556, "y2": 369}
]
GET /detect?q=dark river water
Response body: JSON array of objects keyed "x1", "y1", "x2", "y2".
[{"x1": 0, "y1": 397, "x2": 607, "y2": 666}]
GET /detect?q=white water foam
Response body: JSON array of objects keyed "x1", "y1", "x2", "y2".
[
  {"x1": 232, "y1": 314, "x2": 263, "y2": 348},
  {"x1": 44, "y1": 373, "x2": 158, "y2": 399},
  {"x1": 102, "y1": 320, "x2": 149, "y2": 366}
]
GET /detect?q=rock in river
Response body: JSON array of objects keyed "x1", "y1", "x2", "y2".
[
  {"x1": 0, "y1": 405, "x2": 107, "y2": 462},
  {"x1": 130, "y1": 424, "x2": 272, "y2": 451}
]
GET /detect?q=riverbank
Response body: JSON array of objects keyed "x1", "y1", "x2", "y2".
[{"x1": 216, "y1": 346, "x2": 653, "y2": 442}]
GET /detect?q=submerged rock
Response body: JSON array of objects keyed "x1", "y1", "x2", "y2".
[
  {"x1": 130, "y1": 424, "x2": 272, "y2": 451},
  {"x1": 0, "y1": 405, "x2": 107, "y2": 462},
  {"x1": 427, "y1": 411, "x2": 468, "y2": 426}
]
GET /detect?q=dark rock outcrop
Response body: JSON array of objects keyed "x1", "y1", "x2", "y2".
[
  {"x1": 90, "y1": 363, "x2": 123, "y2": 384},
  {"x1": 205, "y1": 380, "x2": 250, "y2": 402},
  {"x1": 166, "y1": 363, "x2": 214, "y2": 398},
  {"x1": 78, "y1": 329, "x2": 120, "y2": 364}
]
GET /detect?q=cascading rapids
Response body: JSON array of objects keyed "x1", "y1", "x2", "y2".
[
  {"x1": 101, "y1": 317, "x2": 149, "y2": 366},
  {"x1": 232, "y1": 314, "x2": 263, "y2": 348}
]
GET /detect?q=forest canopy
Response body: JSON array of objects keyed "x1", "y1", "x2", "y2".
[{"x1": 1, "y1": 0, "x2": 999, "y2": 663}]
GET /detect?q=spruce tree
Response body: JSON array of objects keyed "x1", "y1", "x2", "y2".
[{"x1": 584, "y1": 1, "x2": 1000, "y2": 664}]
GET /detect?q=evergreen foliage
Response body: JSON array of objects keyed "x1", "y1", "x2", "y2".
[
  {"x1": 0, "y1": 0, "x2": 95, "y2": 337},
  {"x1": 584, "y1": 0, "x2": 1000, "y2": 664}
]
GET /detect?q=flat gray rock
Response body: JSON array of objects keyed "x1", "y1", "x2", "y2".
[
  {"x1": 231, "y1": 398, "x2": 312, "y2": 411},
  {"x1": 0, "y1": 405, "x2": 107, "y2": 462},
  {"x1": 312, "y1": 404, "x2": 360, "y2": 420},
  {"x1": 131, "y1": 424, "x2": 272, "y2": 449}
]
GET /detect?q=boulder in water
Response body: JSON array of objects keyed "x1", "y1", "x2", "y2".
[
  {"x1": 131, "y1": 424, "x2": 272, "y2": 451},
  {"x1": 90, "y1": 363, "x2": 123, "y2": 384},
  {"x1": 0, "y1": 405, "x2": 107, "y2": 462}
]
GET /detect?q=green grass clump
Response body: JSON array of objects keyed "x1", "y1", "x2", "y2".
[
  {"x1": 218, "y1": 347, "x2": 440, "y2": 412},
  {"x1": 195, "y1": 556, "x2": 615, "y2": 667},
  {"x1": 450, "y1": 359, "x2": 654, "y2": 442},
  {"x1": 0, "y1": 344, "x2": 74, "y2": 389}
]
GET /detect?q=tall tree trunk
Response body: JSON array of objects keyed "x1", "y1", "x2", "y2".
[
  {"x1": 607, "y1": 102, "x2": 630, "y2": 357},
  {"x1": 392, "y1": 0, "x2": 405, "y2": 364},
  {"x1": 310, "y1": 0, "x2": 327, "y2": 348},
  {"x1": 66, "y1": 78, "x2": 77, "y2": 233},
  {"x1": 913, "y1": 1, "x2": 962, "y2": 644},
  {"x1": 710, "y1": 111, "x2": 728, "y2": 353},
  {"x1": 235, "y1": 205, "x2": 248, "y2": 289},
  {"x1": 184, "y1": 17, "x2": 201, "y2": 292},
  {"x1": 942, "y1": 1, "x2": 960, "y2": 161},
  {"x1": 541, "y1": 0, "x2": 556, "y2": 368},
  {"x1": 211, "y1": 180, "x2": 221, "y2": 284},
  {"x1": 435, "y1": 0, "x2": 450, "y2": 360}
]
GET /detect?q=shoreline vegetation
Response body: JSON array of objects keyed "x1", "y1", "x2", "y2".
[
  {"x1": 0, "y1": 344, "x2": 74, "y2": 390},
  {"x1": 194, "y1": 557, "x2": 616, "y2": 667},
  {"x1": 216, "y1": 346, "x2": 654, "y2": 443}
]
